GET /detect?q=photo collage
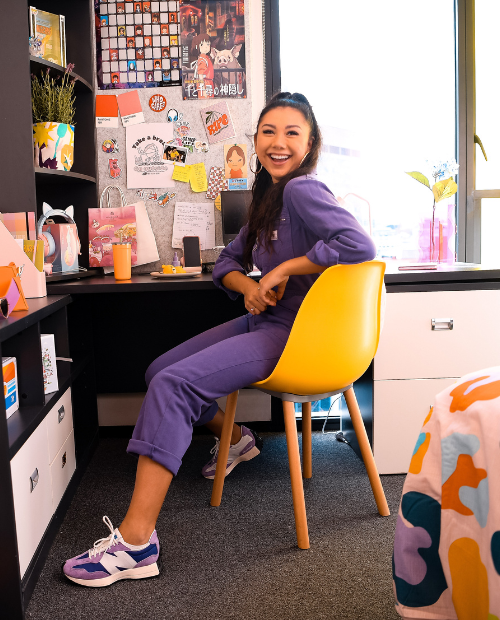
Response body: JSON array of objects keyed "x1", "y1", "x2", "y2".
[{"x1": 95, "y1": 0, "x2": 182, "y2": 89}]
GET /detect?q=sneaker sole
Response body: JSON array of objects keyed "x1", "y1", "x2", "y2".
[
  {"x1": 204, "y1": 444, "x2": 260, "y2": 480},
  {"x1": 63, "y1": 553, "x2": 162, "y2": 588}
]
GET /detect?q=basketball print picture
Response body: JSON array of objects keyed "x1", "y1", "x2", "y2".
[
  {"x1": 95, "y1": 0, "x2": 182, "y2": 90},
  {"x1": 179, "y1": 0, "x2": 246, "y2": 100}
]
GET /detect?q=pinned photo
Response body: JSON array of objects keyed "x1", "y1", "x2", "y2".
[{"x1": 163, "y1": 144, "x2": 188, "y2": 166}]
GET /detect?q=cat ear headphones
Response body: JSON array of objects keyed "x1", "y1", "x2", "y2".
[{"x1": 36, "y1": 203, "x2": 81, "y2": 258}]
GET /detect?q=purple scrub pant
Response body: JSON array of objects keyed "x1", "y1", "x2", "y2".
[{"x1": 127, "y1": 313, "x2": 292, "y2": 475}]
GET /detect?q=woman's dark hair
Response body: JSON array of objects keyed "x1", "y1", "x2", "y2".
[{"x1": 242, "y1": 92, "x2": 322, "y2": 271}]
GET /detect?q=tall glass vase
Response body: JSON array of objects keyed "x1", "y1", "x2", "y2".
[{"x1": 418, "y1": 203, "x2": 456, "y2": 263}]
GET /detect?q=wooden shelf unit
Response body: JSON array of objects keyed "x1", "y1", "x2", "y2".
[
  {"x1": 0, "y1": 2, "x2": 100, "y2": 617},
  {"x1": 1, "y1": 0, "x2": 98, "y2": 270}
]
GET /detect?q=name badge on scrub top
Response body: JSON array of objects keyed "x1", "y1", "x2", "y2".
[{"x1": 271, "y1": 230, "x2": 278, "y2": 240}]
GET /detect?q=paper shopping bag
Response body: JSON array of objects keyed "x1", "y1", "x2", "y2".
[{"x1": 89, "y1": 186, "x2": 137, "y2": 268}]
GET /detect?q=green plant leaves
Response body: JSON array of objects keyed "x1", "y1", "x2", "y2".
[
  {"x1": 432, "y1": 177, "x2": 458, "y2": 203},
  {"x1": 405, "y1": 171, "x2": 431, "y2": 189}
]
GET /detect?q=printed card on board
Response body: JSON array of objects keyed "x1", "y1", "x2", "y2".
[
  {"x1": 95, "y1": 95, "x2": 119, "y2": 127},
  {"x1": 116, "y1": 90, "x2": 145, "y2": 126},
  {"x1": 126, "y1": 123, "x2": 175, "y2": 188},
  {"x1": 180, "y1": 0, "x2": 246, "y2": 100},
  {"x1": 224, "y1": 144, "x2": 247, "y2": 180},
  {"x1": 200, "y1": 101, "x2": 235, "y2": 145}
]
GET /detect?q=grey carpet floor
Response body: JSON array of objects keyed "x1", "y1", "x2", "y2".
[{"x1": 26, "y1": 432, "x2": 405, "y2": 620}]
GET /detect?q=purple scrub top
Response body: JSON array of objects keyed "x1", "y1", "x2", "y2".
[{"x1": 212, "y1": 174, "x2": 376, "y2": 320}]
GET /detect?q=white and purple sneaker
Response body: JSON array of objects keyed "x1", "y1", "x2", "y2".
[
  {"x1": 62, "y1": 516, "x2": 161, "y2": 587},
  {"x1": 202, "y1": 425, "x2": 263, "y2": 479}
]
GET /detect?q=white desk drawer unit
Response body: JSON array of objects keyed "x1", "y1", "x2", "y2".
[
  {"x1": 10, "y1": 418, "x2": 53, "y2": 578},
  {"x1": 47, "y1": 388, "x2": 73, "y2": 464},
  {"x1": 10, "y1": 388, "x2": 75, "y2": 577},
  {"x1": 51, "y1": 430, "x2": 76, "y2": 510},
  {"x1": 373, "y1": 290, "x2": 500, "y2": 474}
]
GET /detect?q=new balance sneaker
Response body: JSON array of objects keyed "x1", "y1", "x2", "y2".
[
  {"x1": 62, "y1": 516, "x2": 161, "y2": 587},
  {"x1": 202, "y1": 425, "x2": 263, "y2": 479}
]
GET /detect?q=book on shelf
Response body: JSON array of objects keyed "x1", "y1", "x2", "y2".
[{"x1": 29, "y1": 6, "x2": 66, "y2": 67}]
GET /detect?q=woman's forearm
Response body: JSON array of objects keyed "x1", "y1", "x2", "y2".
[
  {"x1": 221, "y1": 271, "x2": 254, "y2": 295},
  {"x1": 279, "y1": 256, "x2": 326, "y2": 277}
]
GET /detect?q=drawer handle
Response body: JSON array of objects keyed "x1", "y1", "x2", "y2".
[
  {"x1": 62, "y1": 452, "x2": 67, "y2": 469},
  {"x1": 432, "y1": 318, "x2": 453, "y2": 331},
  {"x1": 30, "y1": 468, "x2": 39, "y2": 493},
  {"x1": 58, "y1": 406, "x2": 65, "y2": 424}
]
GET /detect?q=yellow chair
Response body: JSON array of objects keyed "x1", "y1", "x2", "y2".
[{"x1": 211, "y1": 260, "x2": 390, "y2": 549}]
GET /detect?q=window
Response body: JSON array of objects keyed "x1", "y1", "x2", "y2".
[
  {"x1": 269, "y1": 0, "x2": 461, "y2": 263},
  {"x1": 471, "y1": 0, "x2": 500, "y2": 265}
]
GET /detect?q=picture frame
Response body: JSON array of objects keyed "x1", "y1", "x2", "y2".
[{"x1": 29, "y1": 6, "x2": 66, "y2": 67}]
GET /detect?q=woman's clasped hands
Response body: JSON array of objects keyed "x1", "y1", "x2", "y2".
[{"x1": 244, "y1": 265, "x2": 289, "y2": 315}]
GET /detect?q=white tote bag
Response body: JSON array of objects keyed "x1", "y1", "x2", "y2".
[{"x1": 100, "y1": 186, "x2": 159, "y2": 268}]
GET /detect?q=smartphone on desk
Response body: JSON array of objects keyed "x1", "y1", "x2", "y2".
[{"x1": 182, "y1": 236, "x2": 202, "y2": 272}]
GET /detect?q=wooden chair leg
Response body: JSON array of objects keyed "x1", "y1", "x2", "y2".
[
  {"x1": 302, "y1": 402, "x2": 312, "y2": 479},
  {"x1": 343, "y1": 387, "x2": 390, "y2": 517},
  {"x1": 283, "y1": 401, "x2": 310, "y2": 549},
  {"x1": 211, "y1": 390, "x2": 239, "y2": 507}
]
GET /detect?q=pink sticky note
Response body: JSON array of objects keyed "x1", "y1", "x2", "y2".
[{"x1": 116, "y1": 90, "x2": 145, "y2": 126}]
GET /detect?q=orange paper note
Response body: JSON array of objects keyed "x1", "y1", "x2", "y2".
[{"x1": 96, "y1": 95, "x2": 119, "y2": 128}]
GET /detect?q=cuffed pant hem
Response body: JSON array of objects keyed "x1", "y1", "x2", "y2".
[
  {"x1": 194, "y1": 400, "x2": 220, "y2": 427},
  {"x1": 126, "y1": 439, "x2": 182, "y2": 476}
]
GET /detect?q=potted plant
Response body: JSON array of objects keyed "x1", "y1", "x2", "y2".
[{"x1": 32, "y1": 64, "x2": 76, "y2": 171}]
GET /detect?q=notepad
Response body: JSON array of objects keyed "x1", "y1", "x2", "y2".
[
  {"x1": 173, "y1": 165, "x2": 191, "y2": 183},
  {"x1": 171, "y1": 202, "x2": 215, "y2": 250},
  {"x1": 189, "y1": 162, "x2": 208, "y2": 193}
]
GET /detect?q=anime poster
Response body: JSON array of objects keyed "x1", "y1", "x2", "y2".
[
  {"x1": 94, "y1": 0, "x2": 182, "y2": 90},
  {"x1": 179, "y1": 0, "x2": 246, "y2": 100}
]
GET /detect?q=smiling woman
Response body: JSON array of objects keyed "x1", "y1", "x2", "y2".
[{"x1": 61, "y1": 92, "x2": 376, "y2": 590}]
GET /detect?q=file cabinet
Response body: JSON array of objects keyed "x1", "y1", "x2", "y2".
[{"x1": 373, "y1": 288, "x2": 500, "y2": 474}]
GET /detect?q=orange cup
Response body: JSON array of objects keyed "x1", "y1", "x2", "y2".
[{"x1": 112, "y1": 242, "x2": 131, "y2": 280}]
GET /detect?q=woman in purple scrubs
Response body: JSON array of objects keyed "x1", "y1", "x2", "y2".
[{"x1": 63, "y1": 93, "x2": 376, "y2": 587}]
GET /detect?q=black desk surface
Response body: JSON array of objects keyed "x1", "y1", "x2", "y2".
[{"x1": 45, "y1": 264, "x2": 500, "y2": 296}]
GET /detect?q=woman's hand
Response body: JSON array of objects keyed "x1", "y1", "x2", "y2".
[
  {"x1": 257, "y1": 265, "x2": 289, "y2": 307},
  {"x1": 243, "y1": 278, "x2": 275, "y2": 315}
]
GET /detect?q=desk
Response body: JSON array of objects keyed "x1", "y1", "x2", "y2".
[
  {"x1": 48, "y1": 274, "x2": 248, "y2": 394},
  {"x1": 48, "y1": 265, "x2": 500, "y2": 455}
]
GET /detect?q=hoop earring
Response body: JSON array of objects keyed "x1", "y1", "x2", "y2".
[
  {"x1": 300, "y1": 152, "x2": 310, "y2": 167},
  {"x1": 249, "y1": 152, "x2": 263, "y2": 175}
]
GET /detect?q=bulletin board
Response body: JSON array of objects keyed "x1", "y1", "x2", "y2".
[{"x1": 93, "y1": 0, "x2": 257, "y2": 273}]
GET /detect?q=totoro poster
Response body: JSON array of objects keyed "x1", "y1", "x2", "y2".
[{"x1": 179, "y1": 1, "x2": 246, "y2": 100}]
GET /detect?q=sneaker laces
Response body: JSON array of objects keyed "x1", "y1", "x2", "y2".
[
  {"x1": 209, "y1": 437, "x2": 220, "y2": 464},
  {"x1": 88, "y1": 516, "x2": 119, "y2": 558}
]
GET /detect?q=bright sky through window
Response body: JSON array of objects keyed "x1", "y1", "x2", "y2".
[{"x1": 279, "y1": 0, "x2": 456, "y2": 261}]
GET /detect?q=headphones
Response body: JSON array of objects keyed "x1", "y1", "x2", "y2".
[
  {"x1": 166, "y1": 108, "x2": 179, "y2": 122},
  {"x1": 37, "y1": 203, "x2": 81, "y2": 258}
]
